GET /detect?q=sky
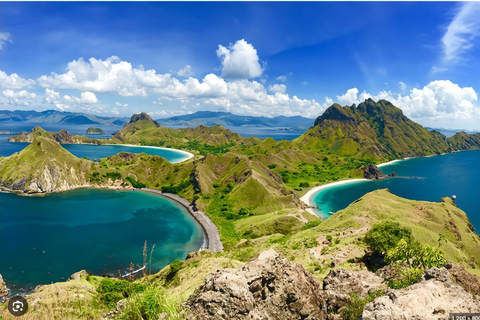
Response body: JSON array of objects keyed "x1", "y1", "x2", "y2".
[{"x1": 1, "y1": 2, "x2": 480, "y2": 130}]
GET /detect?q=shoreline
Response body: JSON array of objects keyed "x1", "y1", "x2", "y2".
[
  {"x1": 300, "y1": 155, "x2": 418, "y2": 215},
  {"x1": 300, "y1": 179, "x2": 368, "y2": 216},
  {"x1": 139, "y1": 188, "x2": 223, "y2": 253},
  {"x1": 103, "y1": 144, "x2": 195, "y2": 163}
]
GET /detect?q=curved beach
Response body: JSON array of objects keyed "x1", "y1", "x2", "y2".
[
  {"x1": 140, "y1": 188, "x2": 223, "y2": 252},
  {"x1": 106, "y1": 144, "x2": 195, "y2": 163},
  {"x1": 300, "y1": 179, "x2": 368, "y2": 216}
]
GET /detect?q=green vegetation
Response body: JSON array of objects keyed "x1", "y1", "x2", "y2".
[
  {"x1": 126, "y1": 176, "x2": 147, "y2": 189},
  {"x1": 98, "y1": 278, "x2": 145, "y2": 308},
  {"x1": 364, "y1": 221, "x2": 412, "y2": 254},
  {"x1": 342, "y1": 291, "x2": 384, "y2": 320}
]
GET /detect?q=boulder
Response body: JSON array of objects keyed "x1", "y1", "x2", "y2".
[
  {"x1": 322, "y1": 269, "x2": 387, "y2": 317},
  {"x1": 362, "y1": 267, "x2": 480, "y2": 320},
  {"x1": 184, "y1": 249, "x2": 327, "y2": 320},
  {"x1": 449, "y1": 263, "x2": 480, "y2": 296},
  {"x1": 0, "y1": 274, "x2": 8, "y2": 299},
  {"x1": 68, "y1": 270, "x2": 89, "y2": 281},
  {"x1": 363, "y1": 164, "x2": 386, "y2": 180}
]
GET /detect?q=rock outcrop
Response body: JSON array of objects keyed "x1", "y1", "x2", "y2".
[
  {"x1": 362, "y1": 267, "x2": 480, "y2": 320},
  {"x1": 363, "y1": 164, "x2": 386, "y2": 180},
  {"x1": 185, "y1": 249, "x2": 327, "y2": 320},
  {"x1": 322, "y1": 269, "x2": 387, "y2": 318},
  {"x1": 0, "y1": 274, "x2": 8, "y2": 300}
]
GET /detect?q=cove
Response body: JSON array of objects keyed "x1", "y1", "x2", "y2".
[
  {"x1": 310, "y1": 150, "x2": 480, "y2": 231},
  {"x1": 0, "y1": 189, "x2": 203, "y2": 292},
  {"x1": 0, "y1": 136, "x2": 192, "y2": 163}
]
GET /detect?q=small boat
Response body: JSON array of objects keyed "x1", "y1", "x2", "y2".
[{"x1": 451, "y1": 195, "x2": 457, "y2": 200}]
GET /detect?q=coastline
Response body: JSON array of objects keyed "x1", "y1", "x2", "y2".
[
  {"x1": 104, "y1": 144, "x2": 195, "y2": 163},
  {"x1": 139, "y1": 188, "x2": 223, "y2": 253},
  {"x1": 300, "y1": 179, "x2": 368, "y2": 216},
  {"x1": 301, "y1": 156, "x2": 416, "y2": 215}
]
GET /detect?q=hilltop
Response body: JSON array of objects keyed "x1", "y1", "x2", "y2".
[{"x1": 295, "y1": 99, "x2": 480, "y2": 162}]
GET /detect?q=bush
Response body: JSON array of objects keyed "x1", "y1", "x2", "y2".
[
  {"x1": 126, "y1": 176, "x2": 146, "y2": 189},
  {"x1": 387, "y1": 267, "x2": 424, "y2": 289},
  {"x1": 268, "y1": 164, "x2": 277, "y2": 169},
  {"x1": 165, "y1": 259, "x2": 183, "y2": 282},
  {"x1": 299, "y1": 182, "x2": 310, "y2": 188},
  {"x1": 342, "y1": 291, "x2": 384, "y2": 320},
  {"x1": 98, "y1": 278, "x2": 145, "y2": 308},
  {"x1": 301, "y1": 220, "x2": 321, "y2": 230},
  {"x1": 364, "y1": 221, "x2": 412, "y2": 254},
  {"x1": 385, "y1": 239, "x2": 447, "y2": 269}
]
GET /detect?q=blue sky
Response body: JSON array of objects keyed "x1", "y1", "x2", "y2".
[{"x1": 1, "y1": 2, "x2": 480, "y2": 130}]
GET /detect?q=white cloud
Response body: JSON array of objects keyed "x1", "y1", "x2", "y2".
[
  {"x1": 268, "y1": 84, "x2": 287, "y2": 94},
  {"x1": 44, "y1": 88, "x2": 60, "y2": 104},
  {"x1": 216, "y1": 39, "x2": 263, "y2": 79},
  {"x1": 441, "y1": 2, "x2": 480, "y2": 65},
  {"x1": 37, "y1": 56, "x2": 175, "y2": 96},
  {"x1": 399, "y1": 81, "x2": 407, "y2": 91},
  {"x1": 0, "y1": 32, "x2": 12, "y2": 50},
  {"x1": 2, "y1": 89, "x2": 36, "y2": 100},
  {"x1": 79, "y1": 91, "x2": 98, "y2": 103},
  {"x1": 329, "y1": 80, "x2": 479, "y2": 125},
  {"x1": 276, "y1": 72, "x2": 292, "y2": 82},
  {"x1": 0, "y1": 70, "x2": 35, "y2": 89},
  {"x1": 177, "y1": 65, "x2": 194, "y2": 77}
]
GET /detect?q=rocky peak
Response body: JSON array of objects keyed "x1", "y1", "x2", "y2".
[
  {"x1": 129, "y1": 112, "x2": 160, "y2": 127},
  {"x1": 314, "y1": 103, "x2": 355, "y2": 126},
  {"x1": 51, "y1": 129, "x2": 74, "y2": 144},
  {"x1": 184, "y1": 249, "x2": 327, "y2": 320}
]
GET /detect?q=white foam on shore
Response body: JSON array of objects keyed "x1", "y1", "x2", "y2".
[{"x1": 105, "y1": 144, "x2": 194, "y2": 163}]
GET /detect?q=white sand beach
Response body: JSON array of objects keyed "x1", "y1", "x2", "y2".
[{"x1": 106, "y1": 144, "x2": 195, "y2": 163}]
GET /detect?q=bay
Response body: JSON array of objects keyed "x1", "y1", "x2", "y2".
[
  {"x1": 311, "y1": 150, "x2": 480, "y2": 231},
  {"x1": 0, "y1": 189, "x2": 203, "y2": 292}
]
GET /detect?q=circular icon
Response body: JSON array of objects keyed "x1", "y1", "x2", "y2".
[{"x1": 8, "y1": 295, "x2": 28, "y2": 316}]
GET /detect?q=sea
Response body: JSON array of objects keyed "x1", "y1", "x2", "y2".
[{"x1": 310, "y1": 150, "x2": 480, "y2": 232}]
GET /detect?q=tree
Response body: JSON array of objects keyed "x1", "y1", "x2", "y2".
[{"x1": 364, "y1": 221, "x2": 412, "y2": 254}]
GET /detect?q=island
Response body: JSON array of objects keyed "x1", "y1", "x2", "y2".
[
  {"x1": 86, "y1": 127, "x2": 105, "y2": 134},
  {"x1": 2, "y1": 100, "x2": 480, "y2": 319}
]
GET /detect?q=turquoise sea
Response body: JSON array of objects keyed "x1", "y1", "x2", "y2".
[
  {"x1": 310, "y1": 150, "x2": 480, "y2": 232},
  {"x1": 0, "y1": 135, "x2": 190, "y2": 163},
  {"x1": 0, "y1": 189, "x2": 203, "y2": 292}
]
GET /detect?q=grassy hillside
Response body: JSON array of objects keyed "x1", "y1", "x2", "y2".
[{"x1": 295, "y1": 99, "x2": 456, "y2": 162}]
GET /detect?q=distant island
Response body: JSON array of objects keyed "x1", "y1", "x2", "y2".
[
  {"x1": 0, "y1": 130, "x2": 23, "y2": 135},
  {"x1": 86, "y1": 127, "x2": 105, "y2": 134}
]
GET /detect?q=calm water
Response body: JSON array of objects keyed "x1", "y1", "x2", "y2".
[
  {"x1": 311, "y1": 150, "x2": 480, "y2": 231},
  {"x1": 0, "y1": 189, "x2": 203, "y2": 292},
  {"x1": 0, "y1": 136, "x2": 190, "y2": 163}
]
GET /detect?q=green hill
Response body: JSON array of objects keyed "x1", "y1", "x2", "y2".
[
  {"x1": 295, "y1": 99, "x2": 456, "y2": 162},
  {"x1": 0, "y1": 136, "x2": 92, "y2": 193}
]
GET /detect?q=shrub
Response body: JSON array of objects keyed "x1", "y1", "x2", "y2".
[
  {"x1": 385, "y1": 239, "x2": 447, "y2": 269},
  {"x1": 126, "y1": 176, "x2": 146, "y2": 189},
  {"x1": 342, "y1": 291, "x2": 384, "y2": 320},
  {"x1": 387, "y1": 267, "x2": 424, "y2": 289},
  {"x1": 364, "y1": 221, "x2": 412, "y2": 254},
  {"x1": 301, "y1": 221, "x2": 321, "y2": 230},
  {"x1": 165, "y1": 259, "x2": 183, "y2": 283},
  {"x1": 299, "y1": 182, "x2": 310, "y2": 188},
  {"x1": 98, "y1": 278, "x2": 145, "y2": 308},
  {"x1": 268, "y1": 164, "x2": 277, "y2": 169}
]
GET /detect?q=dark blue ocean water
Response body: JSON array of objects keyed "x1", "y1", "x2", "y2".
[
  {"x1": 311, "y1": 150, "x2": 480, "y2": 231},
  {"x1": 0, "y1": 189, "x2": 203, "y2": 292}
]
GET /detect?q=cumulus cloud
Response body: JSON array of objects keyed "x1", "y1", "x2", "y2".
[
  {"x1": 329, "y1": 80, "x2": 479, "y2": 123},
  {"x1": 268, "y1": 84, "x2": 287, "y2": 94},
  {"x1": 399, "y1": 81, "x2": 407, "y2": 91},
  {"x1": 441, "y1": 2, "x2": 480, "y2": 64},
  {"x1": 216, "y1": 39, "x2": 264, "y2": 79},
  {"x1": 37, "y1": 56, "x2": 174, "y2": 96},
  {"x1": 0, "y1": 32, "x2": 12, "y2": 50},
  {"x1": 177, "y1": 65, "x2": 194, "y2": 77},
  {"x1": 2, "y1": 89, "x2": 36, "y2": 100},
  {"x1": 64, "y1": 91, "x2": 98, "y2": 104},
  {"x1": 0, "y1": 70, "x2": 35, "y2": 89}
]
